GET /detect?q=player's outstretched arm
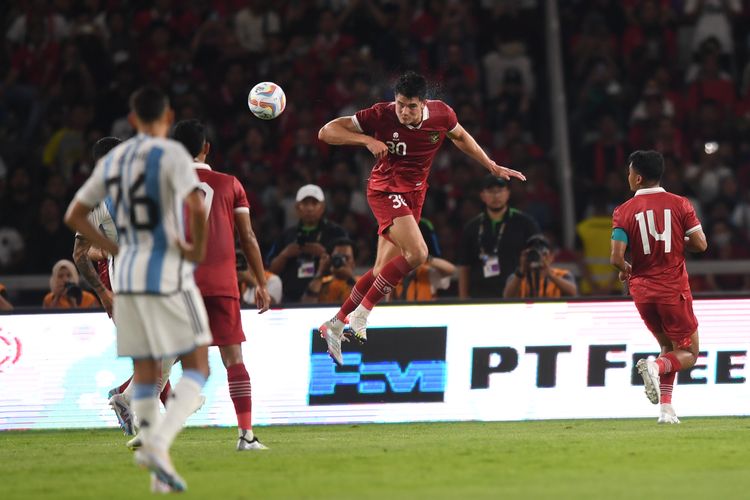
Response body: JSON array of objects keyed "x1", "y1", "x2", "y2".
[
  {"x1": 447, "y1": 124, "x2": 526, "y2": 181},
  {"x1": 73, "y1": 236, "x2": 113, "y2": 316},
  {"x1": 318, "y1": 117, "x2": 388, "y2": 159},
  {"x1": 65, "y1": 201, "x2": 119, "y2": 258},
  {"x1": 685, "y1": 228, "x2": 708, "y2": 253},
  {"x1": 235, "y1": 211, "x2": 271, "y2": 313}
]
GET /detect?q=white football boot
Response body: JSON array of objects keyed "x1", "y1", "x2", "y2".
[
  {"x1": 319, "y1": 317, "x2": 345, "y2": 366},
  {"x1": 657, "y1": 403, "x2": 681, "y2": 424},
  {"x1": 636, "y1": 357, "x2": 661, "y2": 404}
]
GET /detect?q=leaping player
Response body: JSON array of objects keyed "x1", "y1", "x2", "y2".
[{"x1": 316, "y1": 71, "x2": 525, "y2": 364}]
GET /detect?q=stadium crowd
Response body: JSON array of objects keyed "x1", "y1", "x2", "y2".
[{"x1": 1, "y1": 0, "x2": 750, "y2": 307}]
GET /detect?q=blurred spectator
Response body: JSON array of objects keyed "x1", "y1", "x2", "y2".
[
  {"x1": 576, "y1": 192, "x2": 621, "y2": 295},
  {"x1": 302, "y1": 237, "x2": 358, "y2": 304},
  {"x1": 684, "y1": 145, "x2": 733, "y2": 205},
  {"x1": 240, "y1": 269, "x2": 282, "y2": 307},
  {"x1": 234, "y1": 0, "x2": 281, "y2": 54},
  {"x1": 704, "y1": 219, "x2": 750, "y2": 291},
  {"x1": 0, "y1": 283, "x2": 12, "y2": 311},
  {"x1": 0, "y1": 227, "x2": 25, "y2": 273},
  {"x1": 42, "y1": 259, "x2": 98, "y2": 309},
  {"x1": 390, "y1": 219, "x2": 456, "y2": 302},
  {"x1": 266, "y1": 184, "x2": 347, "y2": 302},
  {"x1": 457, "y1": 176, "x2": 540, "y2": 299},
  {"x1": 684, "y1": 0, "x2": 741, "y2": 56},
  {"x1": 503, "y1": 234, "x2": 578, "y2": 298},
  {"x1": 26, "y1": 197, "x2": 75, "y2": 274}
]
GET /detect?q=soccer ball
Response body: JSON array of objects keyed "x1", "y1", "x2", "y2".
[{"x1": 247, "y1": 82, "x2": 286, "y2": 120}]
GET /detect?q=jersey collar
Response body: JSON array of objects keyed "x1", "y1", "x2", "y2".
[
  {"x1": 405, "y1": 102, "x2": 430, "y2": 130},
  {"x1": 634, "y1": 187, "x2": 665, "y2": 196},
  {"x1": 194, "y1": 162, "x2": 211, "y2": 170}
]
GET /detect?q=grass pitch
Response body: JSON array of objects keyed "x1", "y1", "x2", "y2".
[{"x1": 2, "y1": 418, "x2": 749, "y2": 499}]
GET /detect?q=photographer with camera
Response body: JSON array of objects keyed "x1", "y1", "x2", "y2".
[
  {"x1": 458, "y1": 175, "x2": 540, "y2": 298},
  {"x1": 503, "y1": 235, "x2": 578, "y2": 299},
  {"x1": 302, "y1": 238, "x2": 358, "y2": 304},
  {"x1": 43, "y1": 259, "x2": 99, "y2": 309},
  {"x1": 267, "y1": 184, "x2": 348, "y2": 302}
]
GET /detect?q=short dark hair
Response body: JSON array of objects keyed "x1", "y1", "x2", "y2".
[
  {"x1": 172, "y1": 119, "x2": 206, "y2": 158},
  {"x1": 129, "y1": 85, "x2": 169, "y2": 123},
  {"x1": 394, "y1": 71, "x2": 427, "y2": 100},
  {"x1": 329, "y1": 237, "x2": 357, "y2": 259},
  {"x1": 628, "y1": 150, "x2": 664, "y2": 183},
  {"x1": 91, "y1": 137, "x2": 122, "y2": 162}
]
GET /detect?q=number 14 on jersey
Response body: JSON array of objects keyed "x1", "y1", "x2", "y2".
[{"x1": 635, "y1": 209, "x2": 671, "y2": 254}]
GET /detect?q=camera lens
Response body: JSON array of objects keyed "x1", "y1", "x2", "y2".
[{"x1": 331, "y1": 254, "x2": 346, "y2": 268}]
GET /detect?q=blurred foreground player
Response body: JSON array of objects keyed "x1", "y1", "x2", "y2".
[
  {"x1": 316, "y1": 71, "x2": 525, "y2": 364},
  {"x1": 173, "y1": 119, "x2": 271, "y2": 450},
  {"x1": 65, "y1": 86, "x2": 211, "y2": 492},
  {"x1": 610, "y1": 150, "x2": 708, "y2": 424},
  {"x1": 72, "y1": 136, "x2": 174, "y2": 436}
]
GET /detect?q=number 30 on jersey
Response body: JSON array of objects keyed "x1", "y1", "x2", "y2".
[{"x1": 385, "y1": 141, "x2": 407, "y2": 156}]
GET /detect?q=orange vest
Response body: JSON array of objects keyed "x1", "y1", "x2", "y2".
[
  {"x1": 43, "y1": 290, "x2": 99, "y2": 309},
  {"x1": 319, "y1": 275, "x2": 357, "y2": 304},
  {"x1": 518, "y1": 268, "x2": 570, "y2": 298},
  {"x1": 392, "y1": 265, "x2": 435, "y2": 301}
]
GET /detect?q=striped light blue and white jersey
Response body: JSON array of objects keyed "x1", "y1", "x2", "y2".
[
  {"x1": 75, "y1": 199, "x2": 119, "y2": 280},
  {"x1": 74, "y1": 133, "x2": 200, "y2": 295}
]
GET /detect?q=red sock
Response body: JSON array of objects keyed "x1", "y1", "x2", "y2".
[
  {"x1": 116, "y1": 376, "x2": 132, "y2": 394},
  {"x1": 227, "y1": 363, "x2": 252, "y2": 430},
  {"x1": 361, "y1": 256, "x2": 413, "y2": 310},
  {"x1": 336, "y1": 269, "x2": 375, "y2": 322},
  {"x1": 659, "y1": 371, "x2": 676, "y2": 404},
  {"x1": 655, "y1": 352, "x2": 682, "y2": 375},
  {"x1": 159, "y1": 380, "x2": 172, "y2": 405}
]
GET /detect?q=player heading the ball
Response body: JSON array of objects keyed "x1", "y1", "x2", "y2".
[{"x1": 316, "y1": 71, "x2": 526, "y2": 365}]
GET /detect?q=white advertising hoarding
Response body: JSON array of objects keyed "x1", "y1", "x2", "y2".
[{"x1": 0, "y1": 298, "x2": 748, "y2": 430}]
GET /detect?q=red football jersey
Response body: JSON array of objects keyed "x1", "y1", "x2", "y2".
[
  {"x1": 353, "y1": 100, "x2": 458, "y2": 193},
  {"x1": 612, "y1": 187, "x2": 702, "y2": 304},
  {"x1": 194, "y1": 164, "x2": 250, "y2": 298}
]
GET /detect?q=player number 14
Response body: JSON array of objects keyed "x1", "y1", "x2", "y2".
[{"x1": 634, "y1": 209, "x2": 672, "y2": 254}]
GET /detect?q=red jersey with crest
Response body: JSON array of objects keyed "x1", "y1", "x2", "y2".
[
  {"x1": 193, "y1": 163, "x2": 250, "y2": 298},
  {"x1": 612, "y1": 187, "x2": 702, "y2": 304},
  {"x1": 353, "y1": 100, "x2": 458, "y2": 193}
]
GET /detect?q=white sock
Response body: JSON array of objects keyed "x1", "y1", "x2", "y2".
[
  {"x1": 239, "y1": 428, "x2": 254, "y2": 440},
  {"x1": 122, "y1": 380, "x2": 135, "y2": 403},
  {"x1": 160, "y1": 356, "x2": 177, "y2": 392},
  {"x1": 132, "y1": 397, "x2": 161, "y2": 442},
  {"x1": 354, "y1": 303, "x2": 371, "y2": 316},
  {"x1": 151, "y1": 376, "x2": 203, "y2": 451}
]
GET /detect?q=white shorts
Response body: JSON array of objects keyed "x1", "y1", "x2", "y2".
[{"x1": 114, "y1": 287, "x2": 212, "y2": 359}]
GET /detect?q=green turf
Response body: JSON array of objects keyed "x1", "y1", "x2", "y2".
[{"x1": 2, "y1": 419, "x2": 749, "y2": 499}]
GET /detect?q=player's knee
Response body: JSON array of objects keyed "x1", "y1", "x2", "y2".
[{"x1": 404, "y1": 244, "x2": 428, "y2": 268}]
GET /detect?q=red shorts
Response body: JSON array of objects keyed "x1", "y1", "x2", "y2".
[
  {"x1": 635, "y1": 295, "x2": 698, "y2": 349},
  {"x1": 203, "y1": 296, "x2": 245, "y2": 346},
  {"x1": 367, "y1": 187, "x2": 426, "y2": 235}
]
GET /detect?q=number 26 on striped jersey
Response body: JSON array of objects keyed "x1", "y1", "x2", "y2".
[
  {"x1": 634, "y1": 209, "x2": 671, "y2": 254},
  {"x1": 105, "y1": 174, "x2": 159, "y2": 236}
]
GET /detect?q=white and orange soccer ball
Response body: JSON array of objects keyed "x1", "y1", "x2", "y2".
[{"x1": 247, "y1": 82, "x2": 286, "y2": 120}]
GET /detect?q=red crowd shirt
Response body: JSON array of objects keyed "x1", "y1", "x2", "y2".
[
  {"x1": 354, "y1": 100, "x2": 458, "y2": 193},
  {"x1": 193, "y1": 163, "x2": 250, "y2": 298},
  {"x1": 612, "y1": 187, "x2": 702, "y2": 304}
]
